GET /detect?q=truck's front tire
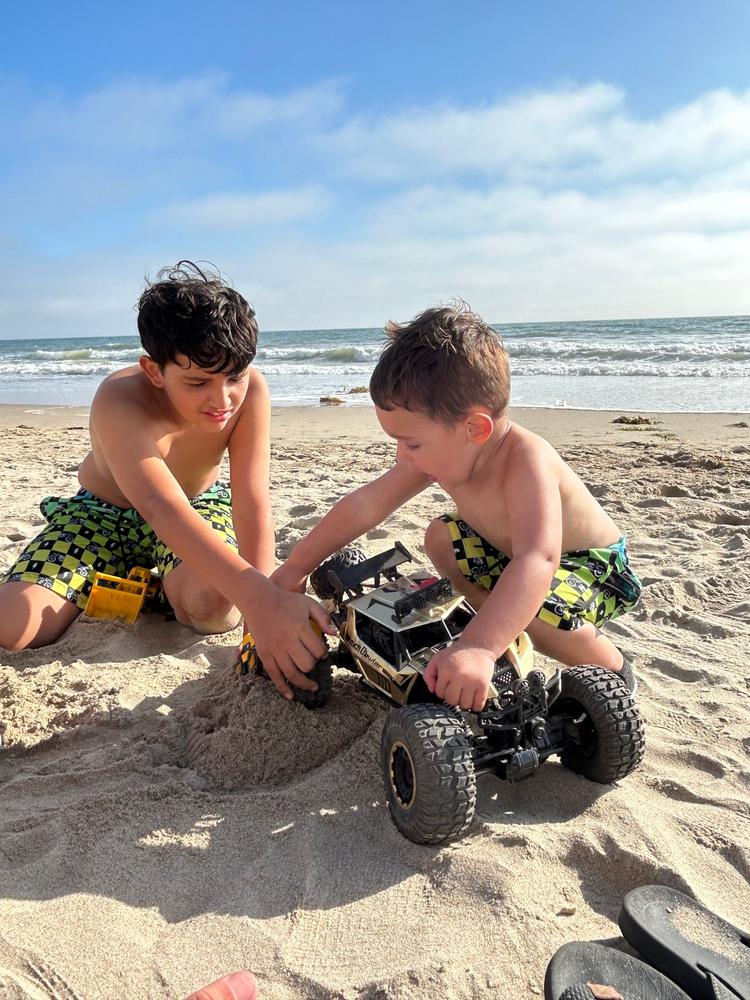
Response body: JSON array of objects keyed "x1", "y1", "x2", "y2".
[{"x1": 381, "y1": 704, "x2": 476, "y2": 844}]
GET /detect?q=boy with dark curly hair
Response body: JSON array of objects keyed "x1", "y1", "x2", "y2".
[
  {"x1": 274, "y1": 304, "x2": 641, "y2": 710},
  {"x1": 0, "y1": 262, "x2": 329, "y2": 698}
]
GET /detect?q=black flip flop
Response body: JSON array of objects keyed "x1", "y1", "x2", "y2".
[
  {"x1": 545, "y1": 940, "x2": 691, "y2": 1000},
  {"x1": 619, "y1": 885, "x2": 750, "y2": 1000}
]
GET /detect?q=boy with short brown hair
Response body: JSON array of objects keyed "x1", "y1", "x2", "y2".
[
  {"x1": 273, "y1": 303, "x2": 641, "y2": 710},
  {"x1": 0, "y1": 262, "x2": 329, "y2": 700}
]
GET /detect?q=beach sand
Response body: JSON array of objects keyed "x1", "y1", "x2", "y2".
[{"x1": 1, "y1": 403, "x2": 749, "y2": 999}]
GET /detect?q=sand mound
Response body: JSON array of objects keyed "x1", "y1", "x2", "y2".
[{"x1": 181, "y1": 667, "x2": 383, "y2": 789}]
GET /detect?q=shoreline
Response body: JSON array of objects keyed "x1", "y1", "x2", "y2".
[{"x1": 2, "y1": 401, "x2": 748, "y2": 416}]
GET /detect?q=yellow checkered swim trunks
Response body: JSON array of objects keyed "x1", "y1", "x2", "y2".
[
  {"x1": 1, "y1": 483, "x2": 237, "y2": 611},
  {"x1": 441, "y1": 514, "x2": 642, "y2": 630}
]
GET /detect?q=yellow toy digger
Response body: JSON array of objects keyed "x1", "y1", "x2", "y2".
[{"x1": 84, "y1": 566, "x2": 160, "y2": 624}]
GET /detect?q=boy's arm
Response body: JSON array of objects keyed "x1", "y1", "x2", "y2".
[
  {"x1": 426, "y1": 440, "x2": 561, "y2": 711},
  {"x1": 228, "y1": 370, "x2": 274, "y2": 576},
  {"x1": 92, "y1": 383, "x2": 330, "y2": 699},
  {"x1": 273, "y1": 463, "x2": 431, "y2": 591}
]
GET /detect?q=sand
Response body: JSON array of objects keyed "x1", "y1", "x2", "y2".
[{"x1": 1, "y1": 403, "x2": 749, "y2": 1000}]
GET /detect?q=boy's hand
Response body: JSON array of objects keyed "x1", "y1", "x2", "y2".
[
  {"x1": 247, "y1": 589, "x2": 335, "y2": 701},
  {"x1": 424, "y1": 646, "x2": 496, "y2": 712},
  {"x1": 270, "y1": 562, "x2": 308, "y2": 594}
]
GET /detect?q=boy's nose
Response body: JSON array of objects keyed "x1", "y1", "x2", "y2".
[{"x1": 209, "y1": 386, "x2": 232, "y2": 410}]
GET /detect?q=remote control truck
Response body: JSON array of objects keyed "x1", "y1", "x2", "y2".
[{"x1": 273, "y1": 543, "x2": 644, "y2": 844}]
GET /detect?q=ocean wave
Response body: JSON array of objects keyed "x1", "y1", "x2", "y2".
[
  {"x1": 256, "y1": 362, "x2": 374, "y2": 377},
  {"x1": 1, "y1": 357, "x2": 748, "y2": 380},
  {"x1": 256, "y1": 344, "x2": 381, "y2": 363},
  {"x1": 31, "y1": 347, "x2": 141, "y2": 362},
  {"x1": 0, "y1": 362, "x2": 119, "y2": 377},
  {"x1": 505, "y1": 339, "x2": 750, "y2": 361},
  {"x1": 512, "y1": 362, "x2": 750, "y2": 377},
  {"x1": 32, "y1": 348, "x2": 96, "y2": 360}
]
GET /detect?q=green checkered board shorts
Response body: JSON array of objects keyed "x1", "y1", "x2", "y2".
[
  {"x1": 440, "y1": 514, "x2": 642, "y2": 631},
  {"x1": 0, "y1": 483, "x2": 237, "y2": 611}
]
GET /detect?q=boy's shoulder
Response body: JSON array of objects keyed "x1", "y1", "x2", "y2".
[
  {"x1": 92, "y1": 365, "x2": 160, "y2": 417},
  {"x1": 90, "y1": 366, "x2": 192, "y2": 449},
  {"x1": 506, "y1": 421, "x2": 556, "y2": 457},
  {"x1": 497, "y1": 421, "x2": 565, "y2": 480}
]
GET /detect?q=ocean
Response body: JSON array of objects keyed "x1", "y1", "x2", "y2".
[{"x1": 0, "y1": 315, "x2": 747, "y2": 412}]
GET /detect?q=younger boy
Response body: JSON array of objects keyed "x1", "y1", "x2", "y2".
[
  {"x1": 273, "y1": 304, "x2": 641, "y2": 711},
  {"x1": 0, "y1": 262, "x2": 329, "y2": 699}
]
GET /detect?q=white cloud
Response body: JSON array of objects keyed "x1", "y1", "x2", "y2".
[
  {"x1": 320, "y1": 83, "x2": 623, "y2": 180},
  {"x1": 364, "y1": 182, "x2": 750, "y2": 240},
  {"x1": 238, "y1": 223, "x2": 750, "y2": 329},
  {"x1": 604, "y1": 89, "x2": 750, "y2": 178},
  {"x1": 213, "y1": 80, "x2": 344, "y2": 137},
  {"x1": 13, "y1": 75, "x2": 344, "y2": 152},
  {"x1": 320, "y1": 85, "x2": 750, "y2": 185},
  {"x1": 157, "y1": 186, "x2": 332, "y2": 230}
]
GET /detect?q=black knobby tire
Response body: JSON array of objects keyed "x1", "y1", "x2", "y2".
[
  {"x1": 309, "y1": 546, "x2": 366, "y2": 600},
  {"x1": 552, "y1": 665, "x2": 645, "y2": 783},
  {"x1": 292, "y1": 655, "x2": 334, "y2": 709},
  {"x1": 381, "y1": 703, "x2": 476, "y2": 844}
]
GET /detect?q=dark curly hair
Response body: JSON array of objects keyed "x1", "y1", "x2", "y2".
[
  {"x1": 137, "y1": 261, "x2": 258, "y2": 376},
  {"x1": 370, "y1": 303, "x2": 510, "y2": 422}
]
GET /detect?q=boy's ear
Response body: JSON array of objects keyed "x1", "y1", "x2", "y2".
[
  {"x1": 465, "y1": 409, "x2": 495, "y2": 445},
  {"x1": 139, "y1": 355, "x2": 164, "y2": 387}
]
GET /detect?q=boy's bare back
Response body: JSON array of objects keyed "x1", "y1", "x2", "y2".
[{"x1": 446, "y1": 422, "x2": 620, "y2": 556}]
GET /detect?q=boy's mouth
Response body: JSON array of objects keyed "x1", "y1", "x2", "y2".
[{"x1": 204, "y1": 409, "x2": 232, "y2": 421}]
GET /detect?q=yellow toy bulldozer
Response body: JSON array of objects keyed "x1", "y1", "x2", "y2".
[{"x1": 84, "y1": 566, "x2": 160, "y2": 624}]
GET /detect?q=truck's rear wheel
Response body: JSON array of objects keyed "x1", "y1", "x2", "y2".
[
  {"x1": 309, "y1": 547, "x2": 366, "y2": 600},
  {"x1": 551, "y1": 665, "x2": 645, "y2": 783}
]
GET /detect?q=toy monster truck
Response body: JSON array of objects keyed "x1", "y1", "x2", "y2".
[
  {"x1": 304, "y1": 542, "x2": 645, "y2": 845},
  {"x1": 239, "y1": 543, "x2": 644, "y2": 843}
]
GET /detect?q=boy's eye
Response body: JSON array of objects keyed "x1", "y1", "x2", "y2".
[
  {"x1": 406, "y1": 443, "x2": 420, "y2": 451},
  {"x1": 187, "y1": 381, "x2": 207, "y2": 388}
]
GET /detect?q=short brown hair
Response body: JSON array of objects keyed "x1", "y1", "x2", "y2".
[{"x1": 370, "y1": 303, "x2": 510, "y2": 422}]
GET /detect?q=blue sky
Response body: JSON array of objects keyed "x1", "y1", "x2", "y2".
[{"x1": 2, "y1": 0, "x2": 750, "y2": 338}]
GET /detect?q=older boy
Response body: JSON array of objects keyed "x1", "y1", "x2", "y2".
[
  {"x1": 273, "y1": 305, "x2": 641, "y2": 711},
  {"x1": 0, "y1": 262, "x2": 329, "y2": 699}
]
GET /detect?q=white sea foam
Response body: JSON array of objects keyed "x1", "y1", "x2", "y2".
[{"x1": 0, "y1": 317, "x2": 748, "y2": 410}]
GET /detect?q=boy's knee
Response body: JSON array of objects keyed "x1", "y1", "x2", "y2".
[
  {"x1": 527, "y1": 619, "x2": 621, "y2": 670},
  {"x1": 172, "y1": 588, "x2": 241, "y2": 635}
]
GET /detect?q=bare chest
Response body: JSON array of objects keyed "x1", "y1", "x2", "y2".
[
  {"x1": 156, "y1": 431, "x2": 227, "y2": 491},
  {"x1": 83, "y1": 425, "x2": 229, "y2": 506}
]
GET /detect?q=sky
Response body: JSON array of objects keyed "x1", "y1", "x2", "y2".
[{"x1": 1, "y1": 0, "x2": 750, "y2": 339}]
